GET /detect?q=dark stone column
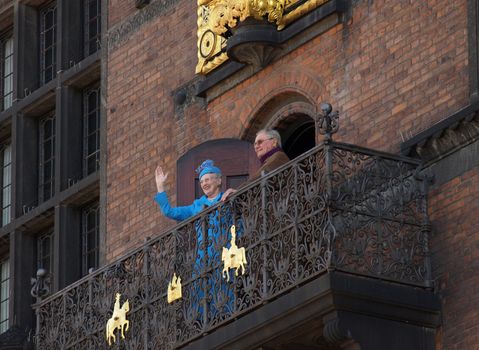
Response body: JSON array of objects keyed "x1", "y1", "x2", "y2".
[
  {"x1": 54, "y1": 204, "x2": 81, "y2": 290},
  {"x1": 15, "y1": 2, "x2": 39, "y2": 98}
]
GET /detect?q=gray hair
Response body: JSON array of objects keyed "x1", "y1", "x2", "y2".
[{"x1": 256, "y1": 129, "x2": 282, "y2": 148}]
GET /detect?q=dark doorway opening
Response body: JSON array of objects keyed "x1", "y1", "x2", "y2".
[{"x1": 278, "y1": 115, "x2": 316, "y2": 160}]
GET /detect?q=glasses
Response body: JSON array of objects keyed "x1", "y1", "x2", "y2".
[{"x1": 254, "y1": 138, "x2": 273, "y2": 147}]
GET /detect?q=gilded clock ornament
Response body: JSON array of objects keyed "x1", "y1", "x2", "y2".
[
  {"x1": 196, "y1": 0, "x2": 331, "y2": 74},
  {"x1": 200, "y1": 30, "x2": 217, "y2": 58}
]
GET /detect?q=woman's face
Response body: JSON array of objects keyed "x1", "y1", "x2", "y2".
[{"x1": 200, "y1": 173, "x2": 222, "y2": 198}]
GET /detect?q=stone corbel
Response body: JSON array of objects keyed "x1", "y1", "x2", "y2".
[{"x1": 322, "y1": 314, "x2": 361, "y2": 350}]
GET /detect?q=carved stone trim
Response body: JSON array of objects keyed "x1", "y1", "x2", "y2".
[
  {"x1": 107, "y1": 0, "x2": 176, "y2": 51},
  {"x1": 401, "y1": 102, "x2": 479, "y2": 162}
]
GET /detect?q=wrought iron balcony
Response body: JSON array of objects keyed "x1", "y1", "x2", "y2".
[{"x1": 32, "y1": 111, "x2": 432, "y2": 349}]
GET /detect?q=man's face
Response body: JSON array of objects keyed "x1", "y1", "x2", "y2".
[
  {"x1": 254, "y1": 132, "x2": 277, "y2": 159},
  {"x1": 200, "y1": 173, "x2": 222, "y2": 198}
]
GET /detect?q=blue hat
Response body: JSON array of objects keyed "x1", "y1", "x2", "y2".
[{"x1": 196, "y1": 160, "x2": 221, "y2": 179}]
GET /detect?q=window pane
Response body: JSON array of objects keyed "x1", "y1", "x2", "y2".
[
  {"x1": 2, "y1": 208, "x2": 9, "y2": 226},
  {"x1": 0, "y1": 303, "x2": 7, "y2": 321},
  {"x1": 89, "y1": 22, "x2": 98, "y2": 39},
  {"x1": 2, "y1": 36, "x2": 13, "y2": 111},
  {"x1": 82, "y1": 204, "x2": 99, "y2": 275},
  {"x1": 87, "y1": 157, "x2": 97, "y2": 174},
  {"x1": 2, "y1": 187, "x2": 10, "y2": 206},
  {"x1": 0, "y1": 259, "x2": 9, "y2": 333},
  {"x1": 3, "y1": 165, "x2": 10, "y2": 184},
  {"x1": 88, "y1": 113, "x2": 98, "y2": 133},
  {"x1": 85, "y1": 0, "x2": 101, "y2": 55},
  {"x1": 1, "y1": 145, "x2": 11, "y2": 226},
  {"x1": 83, "y1": 87, "x2": 100, "y2": 176},
  {"x1": 38, "y1": 232, "x2": 53, "y2": 273},
  {"x1": 40, "y1": 4, "x2": 57, "y2": 84},
  {"x1": 87, "y1": 134, "x2": 97, "y2": 154},
  {"x1": 1, "y1": 260, "x2": 8, "y2": 280},
  {"x1": 88, "y1": 93, "x2": 97, "y2": 111},
  {"x1": 39, "y1": 116, "x2": 55, "y2": 202},
  {"x1": 0, "y1": 285, "x2": 7, "y2": 301}
]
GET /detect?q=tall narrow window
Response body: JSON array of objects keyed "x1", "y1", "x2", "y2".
[
  {"x1": 84, "y1": 87, "x2": 100, "y2": 175},
  {"x1": 1, "y1": 144, "x2": 11, "y2": 226},
  {"x1": 37, "y1": 231, "x2": 53, "y2": 274},
  {"x1": 0, "y1": 258, "x2": 9, "y2": 334},
  {"x1": 39, "y1": 114, "x2": 55, "y2": 202},
  {"x1": 81, "y1": 202, "x2": 99, "y2": 276},
  {"x1": 85, "y1": 0, "x2": 101, "y2": 56},
  {"x1": 1, "y1": 35, "x2": 13, "y2": 111},
  {"x1": 40, "y1": 3, "x2": 57, "y2": 85}
]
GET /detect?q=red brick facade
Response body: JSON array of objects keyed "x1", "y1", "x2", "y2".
[
  {"x1": 105, "y1": 0, "x2": 476, "y2": 347},
  {"x1": 430, "y1": 167, "x2": 479, "y2": 349}
]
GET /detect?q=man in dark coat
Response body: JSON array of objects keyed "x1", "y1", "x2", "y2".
[
  {"x1": 221, "y1": 129, "x2": 290, "y2": 200},
  {"x1": 249, "y1": 129, "x2": 290, "y2": 181}
]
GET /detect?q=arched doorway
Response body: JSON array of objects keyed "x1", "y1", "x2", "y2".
[{"x1": 242, "y1": 93, "x2": 318, "y2": 161}]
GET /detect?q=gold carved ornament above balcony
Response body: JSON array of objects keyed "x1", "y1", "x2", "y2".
[{"x1": 196, "y1": 0, "x2": 330, "y2": 74}]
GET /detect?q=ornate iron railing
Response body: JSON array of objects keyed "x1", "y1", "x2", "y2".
[{"x1": 32, "y1": 138, "x2": 431, "y2": 349}]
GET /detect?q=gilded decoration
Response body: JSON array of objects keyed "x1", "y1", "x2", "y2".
[
  {"x1": 222, "y1": 225, "x2": 247, "y2": 281},
  {"x1": 196, "y1": 0, "x2": 330, "y2": 74},
  {"x1": 167, "y1": 273, "x2": 182, "y2": 303},
  {"x1": 105, "y1": 293, "x2": 130, "y2": 346}
]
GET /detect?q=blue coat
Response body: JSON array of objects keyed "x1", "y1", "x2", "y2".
[
  {"x1": 154, "y1": 191, "x2": 225, "y2": 272},
  {"x1": 154, "y1": 191, "x2": 223, "y2": 222}
]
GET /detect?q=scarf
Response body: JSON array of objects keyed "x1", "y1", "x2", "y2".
[{"x1": 260, "y1": 147, "x2": 282, "y2": 165}]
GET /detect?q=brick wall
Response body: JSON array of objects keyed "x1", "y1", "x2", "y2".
[
  {"x1": 430, "y1": 166, "x2": 479, "y2": 350},
  {"x1": 108, "y1": 0, "x2": 138, "y2": 28},
  {"x1": 105, "y1": 0, "x2": 470, "y2": 259}
]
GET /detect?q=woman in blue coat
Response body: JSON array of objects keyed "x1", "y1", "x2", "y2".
[{"x1": 154, "y1": 160, "x2": 234, "y2": 321}]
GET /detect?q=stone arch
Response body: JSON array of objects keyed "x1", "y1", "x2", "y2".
[
  {"x1": 241, "y1": 88, "x2": 319, "y2": 159},
  {"x1": 237, "y1": 66, "x2": 324, "y2": 137},
  {"x1": 237, "y1": 66, "x2": 324, "y2": 159}
]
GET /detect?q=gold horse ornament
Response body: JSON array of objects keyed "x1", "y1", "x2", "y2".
[
  {"x1": 222, "y1": 225, "x2": 247, "y2": 281},
  {"x1": 105, "y1": 293, "x2": 130, "y2": 346},
  {"x1": 167, "y1": 273, "x2": 182, "y2": 303}
]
